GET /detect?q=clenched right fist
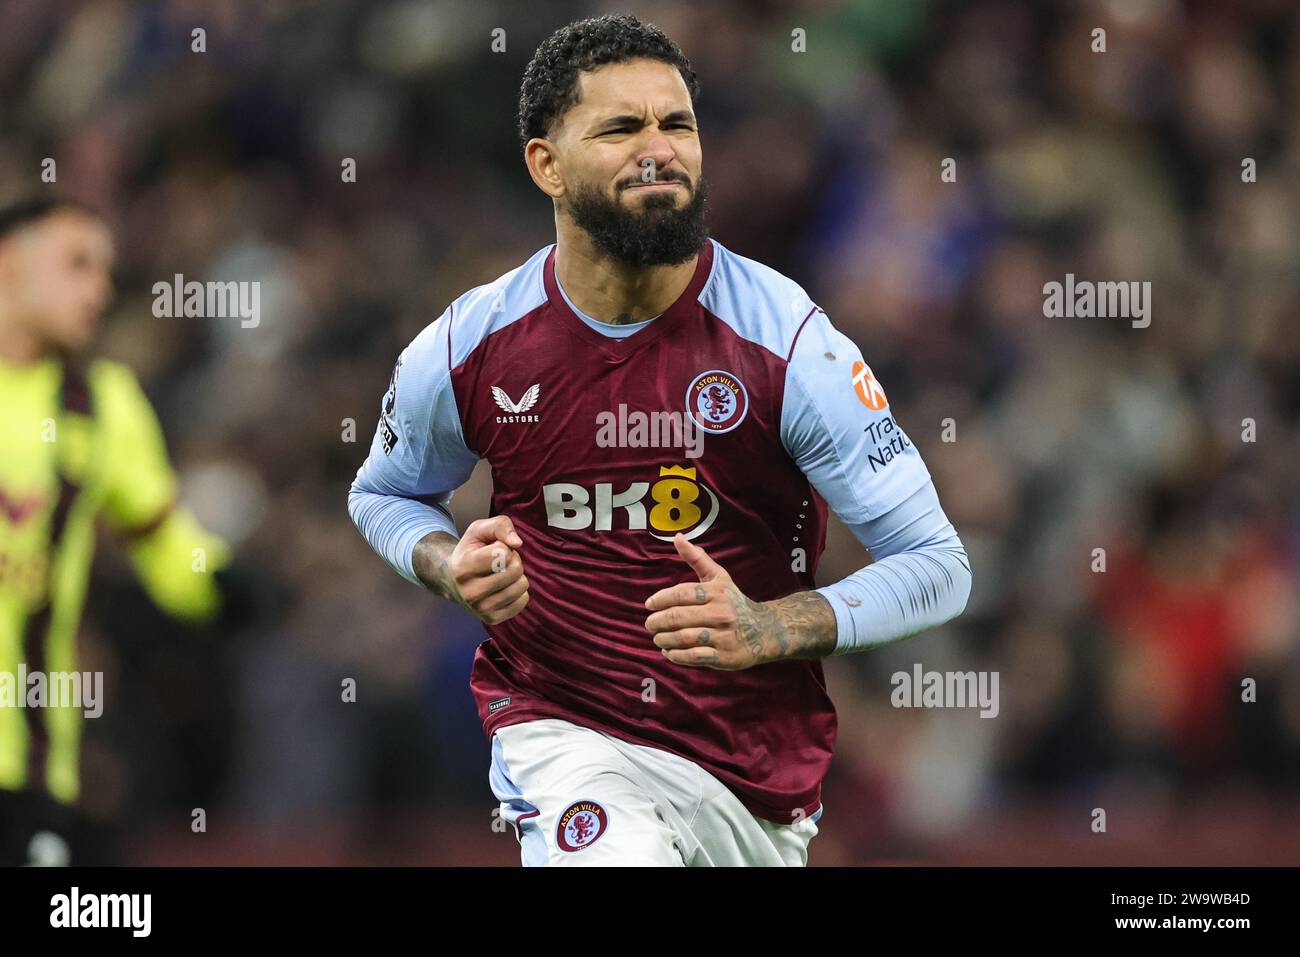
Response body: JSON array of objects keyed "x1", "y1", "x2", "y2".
[{"x1": 414, "y1": 515, "x2": 530, "y2": 625}]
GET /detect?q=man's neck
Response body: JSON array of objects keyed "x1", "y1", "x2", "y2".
[
  {"x1": 553, "y1": 226, "x2": 698, "y2": 326},
  {"x1": 0, "y1": 317, "x2": 48, "y2": 365}
]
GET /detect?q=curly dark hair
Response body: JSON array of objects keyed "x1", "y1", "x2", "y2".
[{"x1": 517, "y1": 14, "x2": 701, "y2": 152}]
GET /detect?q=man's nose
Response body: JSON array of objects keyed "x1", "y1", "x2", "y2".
[{"x1": 635, "y1": 136, "x2": 677, "y2": 181}]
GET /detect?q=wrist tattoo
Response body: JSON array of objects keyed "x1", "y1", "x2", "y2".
[{"x1": 731, "y1": 589, "x2": 837, "y2": 664}]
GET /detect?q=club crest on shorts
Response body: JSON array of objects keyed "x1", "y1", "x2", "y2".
[
  {"x1": 685, "y1": 369, "x2": 748, "y2": 434},
  {"x1": 556, "y1": 799, "x2": 609, "y2": 852}
]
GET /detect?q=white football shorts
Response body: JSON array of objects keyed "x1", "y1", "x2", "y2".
[{"x1": 488, "y1": 717, "x2": 823, "y2": 866}]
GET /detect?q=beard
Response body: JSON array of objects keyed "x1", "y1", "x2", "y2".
[{"x1": 565, "y1": 172, "x2": 710, "y2": 268}]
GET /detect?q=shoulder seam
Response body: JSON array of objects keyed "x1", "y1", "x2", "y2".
[
  {"x1": 786, "y1": 306, "x2": 823, "y2": 363},
  {"x1": 703, "y1": 241, "x2": 819, "y2": 363},
  {"x1": 445, "y1": 247, "x2": 551, "y2": 370},
  {"x1": 446, "y1": 300, "x2": 454, "y2": 374}
]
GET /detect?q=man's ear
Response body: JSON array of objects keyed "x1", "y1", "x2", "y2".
[{"x1": 525, "y1": 138, "x2": 566, "y2": 200}]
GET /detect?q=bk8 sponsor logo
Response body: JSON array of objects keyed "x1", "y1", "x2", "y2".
[{"x1": 542, "y1": 466, "x2": 720, "y2": 541}]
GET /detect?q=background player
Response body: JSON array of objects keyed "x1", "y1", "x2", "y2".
[{"x1": 0, "y1": 197, "x2": 232, "y2": 865}]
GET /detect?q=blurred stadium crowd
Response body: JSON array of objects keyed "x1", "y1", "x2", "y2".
[{"x1": 1, "y1": 0, "x2": 1297, "y2": 864}]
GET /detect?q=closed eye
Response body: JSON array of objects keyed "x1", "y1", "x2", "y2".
[{"x1": 601, "y1": 123, "x2": 695, "y2": 135}]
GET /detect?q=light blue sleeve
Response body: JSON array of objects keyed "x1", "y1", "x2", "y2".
[
  {"x1": 347, "y1": 308, "x2": 481, "y2": 586},
  {"x1": 780, "y1": 308, "x2": 971, "y2": 652},
  {"x1": 815, "y1": 485, "x2": 972, "y2": 653}
]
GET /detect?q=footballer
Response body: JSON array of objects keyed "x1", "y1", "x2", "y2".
[
  {"x1": 349, "y1": 14, "x2": 971, "y2": 866},
  {"x1": 0, "y1": 197, "x2": 232, "y2": 865}
]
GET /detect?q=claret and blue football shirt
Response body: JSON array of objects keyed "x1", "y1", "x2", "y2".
[{"x1": 350, "y1": 237, "x2": 970, "y2": 824}]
